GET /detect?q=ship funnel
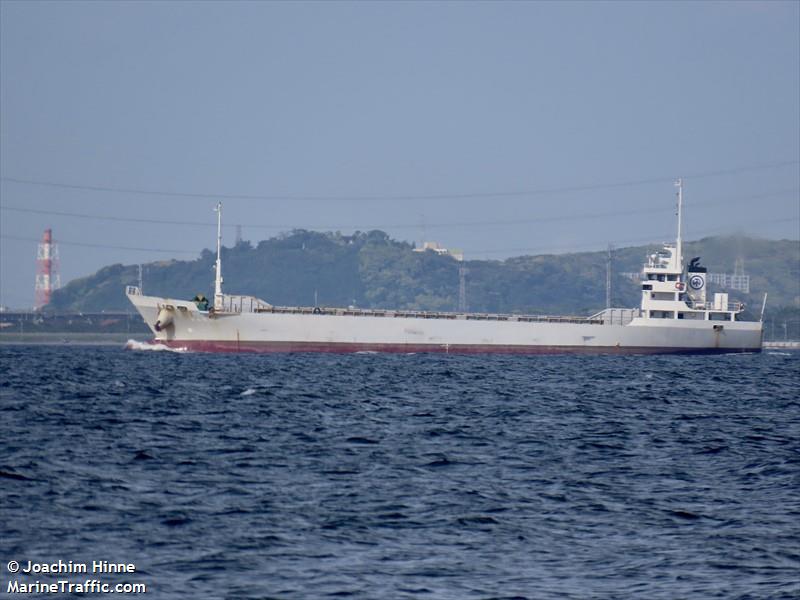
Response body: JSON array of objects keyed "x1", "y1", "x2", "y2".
[{"x1": 686, "y1": 257, "x2": 707, "y2": 305}]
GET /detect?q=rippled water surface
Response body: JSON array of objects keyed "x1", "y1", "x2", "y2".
[{"x1": 2, "y1": 345, "x2": 799, "y2": 599}]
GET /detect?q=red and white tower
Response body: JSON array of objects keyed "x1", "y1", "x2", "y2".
[{"x1": 34, "y1": 228, "x2": 60, "y2": 310}]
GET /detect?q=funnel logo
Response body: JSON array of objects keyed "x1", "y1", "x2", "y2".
[{"x1": 689, "y1": 275, "x2": 705, "y2": 290}]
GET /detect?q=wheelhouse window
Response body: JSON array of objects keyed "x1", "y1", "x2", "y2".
[
  {"x1": 652, "y1": 292, "x2": 676, "y2": 301},
  {"x1": 648, "y1": 310, "x2": 675, "y2": 319},
  {"x1": 678, "y1": 312, "x2": 703, "y2": 320}
]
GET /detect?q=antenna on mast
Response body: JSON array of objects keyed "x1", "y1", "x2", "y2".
[
  {"x1": 606, "y1": 243, "x2": 614, "y2": 309},
  {"x1": 214, "y1": 202, "x2": 224, "y2": 310},
  {"x1": 675, "y1": 178, "x2": 683, "y2": 271}
]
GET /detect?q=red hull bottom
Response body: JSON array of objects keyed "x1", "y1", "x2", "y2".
[{"x1": 150, "y1": 340, "x2": 761, "y2": 355}]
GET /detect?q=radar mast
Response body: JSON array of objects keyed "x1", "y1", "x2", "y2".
[{"x1": 214, "y1": 202, "x2": 224, "y2": 310}]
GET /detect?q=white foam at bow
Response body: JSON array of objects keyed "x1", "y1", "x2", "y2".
[{"x1": 124, "y1": 339, "x2": 189, "y2": 353}]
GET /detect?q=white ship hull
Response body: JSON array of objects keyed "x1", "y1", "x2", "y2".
[{"x1": 127, "y1": 290, "x2": 763, "y2": 354}]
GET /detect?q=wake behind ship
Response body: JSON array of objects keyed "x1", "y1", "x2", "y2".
[{"x1": 127, "y1": 181, "x2": 764, "y2": 354}]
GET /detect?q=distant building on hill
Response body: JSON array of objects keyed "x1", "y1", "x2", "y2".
[{"x1": 413, "y1": 241, "x2": 464, "y2": 262}]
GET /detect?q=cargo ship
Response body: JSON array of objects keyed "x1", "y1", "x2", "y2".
[{"x1": 126, "y1": 181, "x2": 764, "y2": 354}]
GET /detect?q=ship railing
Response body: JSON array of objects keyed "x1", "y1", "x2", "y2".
[
  {"x1": 256, "y1": 305, "x2": 606, "y2": 325},
  {"x1": 685, "y1": 301, "x2": 744, "y2": 312},
  {"x1": 588, "y1": 308, "x2": 641, "y2": 326},
  {"x1": 125, "y1": 286, "x2": 141, "y2": 296},
  {"x1": 220, "y1": 295, "x2": 272, "y2": 313}
]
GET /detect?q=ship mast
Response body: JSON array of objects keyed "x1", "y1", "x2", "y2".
[
  {"x1": 214, "y1": 202, "x2": 224, "y2": 310},
  {"x1": 675, "y1": 178, "x2": 683, "y2": 272}
]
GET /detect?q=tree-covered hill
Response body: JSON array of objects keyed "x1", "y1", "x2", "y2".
[{"x1": 49, "y1": 231, "x2": 800, "y2": 323}]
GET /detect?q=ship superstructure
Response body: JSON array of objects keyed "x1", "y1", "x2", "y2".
[{"x1": 126, "y1": 182, "x2": 763, "y2": 353}]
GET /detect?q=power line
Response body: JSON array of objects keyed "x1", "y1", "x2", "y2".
[
  {"x1": 470, "y1": 216, "x2": 800, "y2": 256},
  {"x1": 0, "y1": 234, "x2": 199, "y2": 255},
  {"x1": 1, "y1": 159, "x2": 797, "y2": 202},
  {"x1": 2, "y1": 215, "x2": 796, "y2": 260},
  {"x1": 0, "y1": 206, "x2": 215, "y2": 228},
  {"x1": 1, "y1": 188, "x2": 796, "y2": 231},
  {"x1": 486, "y1": 219, "x2": 800, "y2": 257}
]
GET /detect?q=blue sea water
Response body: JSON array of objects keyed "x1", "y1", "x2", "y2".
[{"x1": 1, "y1": 345, "x2": 799, "y2": 599}]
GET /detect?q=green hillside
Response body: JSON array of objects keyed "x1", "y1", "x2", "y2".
[{"x1": 49, "y1": 231, "x2": 800, "y2": 325}]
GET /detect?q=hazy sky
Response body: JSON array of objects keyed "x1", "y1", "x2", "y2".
[{"x1": 1, "y1": 1, "x2": 798, "y2": 308}]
